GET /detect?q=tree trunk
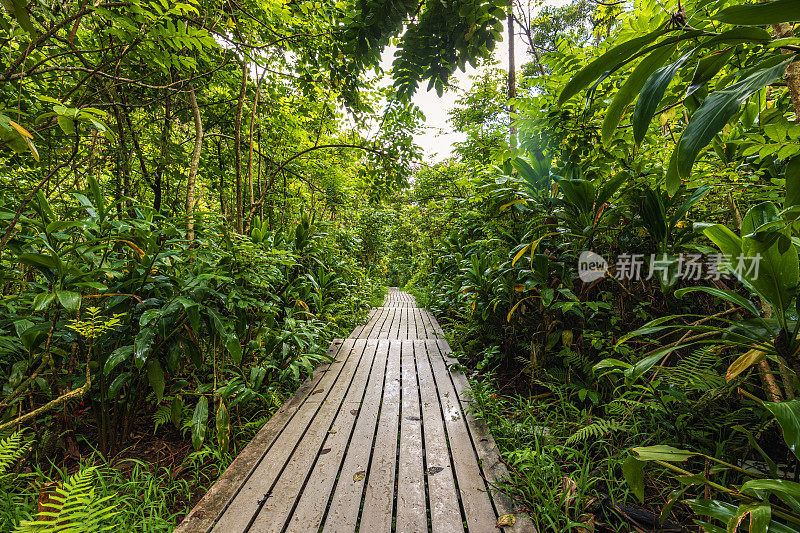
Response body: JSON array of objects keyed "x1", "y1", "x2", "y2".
[
  {"x1": 507, "y1": 4, "x2": 517, "y2": 149},
  {"x1": 234, "y1": 61, "x2": 248, "y2": 233},
  {"x1": 186, "y1": 85, "x2": 203, "y2": 241},
  {"x1": 154, "y1": 92, "x2": 172, "y2": 213},
  {"x1": 765, "y1": 3, "x2": 800, "y2": 121},
  {"x1": 246, "y1": 75, "x2": 262, "y2": 233}
]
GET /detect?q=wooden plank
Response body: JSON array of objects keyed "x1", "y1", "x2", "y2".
[
  {"x1": 319, "y1": 340, "x2": 393, "y2": 532},
  {"x1": 395, "y1": 340, "x2": 426, "y2": 532},
  {"x1": 210, "y1": 338, "x2": 360, "y2": 532},
  {"x1": 435, "y1": 340, "x2": 537, "y2": 533},
  {"x1": 407, "y1": 308, "x2": 418, "y2": 339},
  {"x1": 397, "y1": 307, "x2": 409, "y2": 340},
  {"x1": 248, "y1": 339, "x2": 376, "y2": 531},
  {"x1": 425, "y1": 341, "x2": 497, "y2": 532},
  {"x1": 353, "y1": 340, "x2": 402, "y2": 533},
  {"x1": 286, "y1": 340, "x2": 389, "y2": 532},
  {"x1": 378, "y1": 307, "x2": 395, "y2": 340},
  {"x1": 388, "y1": 306, "x2": 402, "y2": 340},
  {"x1": 414, "y1": 340, "x2": 463, "y2": 533},
  {"x1": 174, "y1": 341, "x2": 345, "y2": 533},
  {"x1": 359, "y1": 308, "x2": 382, "y2": 339}
]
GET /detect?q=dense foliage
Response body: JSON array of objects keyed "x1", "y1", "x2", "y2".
[
  {"x1": 5, "y1": 0, "x2": 800, "y2": 531},
  {"x1": 386, "y1": 1, "x2": 800, "y2": 531}
]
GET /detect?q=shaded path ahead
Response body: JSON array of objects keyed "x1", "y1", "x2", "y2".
[{"x1": 175, "y1": 288, "x2": 534, "y2": 532}]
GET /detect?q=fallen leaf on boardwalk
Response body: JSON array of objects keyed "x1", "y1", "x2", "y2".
[
  {"x1": 427, "y1": 466, "x2": 443, "y2": 475},
  {"x1": 350, "y1": 409, "x2": 359, "y2": 415},
  {"x1": 406, "y1": 416, "x2": 420, "y2": 421},
  {"x1": 312, "y1": 389, "x2": 324, "y2": 394},
  {"x1": 496, "y1": 514, "x2": 516, "y2": 527},
  {"x1": 328, "y1": 429, "x2": 337, "y2": 434},
  {"x1": 320, "y1": 448, "x2": 331, "y2": 455},
  {"x1": 353, "y1": 471, "x2": 366, "y2": 482}
]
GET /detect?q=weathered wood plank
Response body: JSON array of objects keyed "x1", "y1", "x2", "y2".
[
  {"x1": 425, "y1": 340, "x2": 498, "y2": 532},
  {"x1": 414, "y1": 340, "x2": 464, "y2": 533},
  {"x1": 396, "y1": 340, "x2": 427, "y2": 531},
  {"x1": 354, "y1": 339, "x2": 402, "y2": 532},
  {"x1": 286, "y1": 340, "x2": 389, "y2": 532},
  {"x1": 174, "y1": 340, "x2": 345, "y2": 533},
  {"x1": 318, "y1": 340, "x2": 392, "y2": 532},
  {"x1": 210, "y1": 338, "x2": 361, "y2": 532},
  {"x1": 247, "y1": 339, "x2": 375, "y2": 532},
  {"x1": 435, "y1": 340, "x2": 537, "y2": 533}
]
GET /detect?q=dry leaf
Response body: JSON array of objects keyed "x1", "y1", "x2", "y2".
[
  {"x1": 353, "y1": 470, "x2": 366, "y2": 482},
  {"x1": 496, "y1": 513, "x2": 516, "y2": 527},
  {"x1": 561, "y1": 476, "x2": 578, "y2": 508}
]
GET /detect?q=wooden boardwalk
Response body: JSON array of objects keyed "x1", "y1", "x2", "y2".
[{"x1": 175, "y1": 288, "x2": 534, "y2": 532}]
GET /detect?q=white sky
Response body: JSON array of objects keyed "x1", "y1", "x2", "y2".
[{"x1": 382, "y1": 0, "x2": 570, "y2": 162}]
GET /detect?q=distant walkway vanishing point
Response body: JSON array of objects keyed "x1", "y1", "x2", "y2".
[{"x1": 175, "y1": 288, "x2": 534, "y2": 532}]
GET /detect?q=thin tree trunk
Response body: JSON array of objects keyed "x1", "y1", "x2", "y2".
[
  {"x1": 154, "y1": 92, "x2": 172, "y2": 213},
  {"x1": 186, "y1": 85, "x2": 203, "y2": 241},
  {"x1": 234, "y1": 61, "x2": 248, "y2": 233},
  {"x1": 507, "y1": 4, "x2": 517, "y2": 149},
  {"x1": 246, "y1": 75, "x2": 262, "y2": 233}
]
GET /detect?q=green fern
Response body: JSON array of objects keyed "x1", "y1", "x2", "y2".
[
  {"x1": 0, "y1": 431, "x2": 29, "y2": 481},
  {"x1": 15, "y1": 466, "x2": 117, "y2": 533},
  {"x1": 665, "y1": 347, "x2": 724, "y2": 392},
  {"x1": 567, "y1": 418, "x2": 627, "y2": 444}
]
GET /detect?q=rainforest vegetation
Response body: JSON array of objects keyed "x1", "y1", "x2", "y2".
[{"x1": 2, "y1": 0, "x2": 800, "y2": 531}]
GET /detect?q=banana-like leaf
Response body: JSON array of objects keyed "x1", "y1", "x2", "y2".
[
  {"x1": 764, "y1": 399, "x2": 800, "y2": 461},
  {"x1": 676, "y1": 59, "x2": 791, "y2": 179},
  {"x1": 632, "y1": 444, "x2": 695, "y2": 462},
  {"x1": 602, "y1": 45, "x2": 676, "y2": 146},
  {"x1": 622, "y1": 455, "x2": 645, "y2": 503},
  {"x1": 786, "y1": 156, "x2": 800, "y2": 208},
  {"x1": 674, "y1": 286, "x2": 760, "y2": 317},
  {"x1": 633, "y1": 52, "x2": 692, "y2": 146},
  {"x1": 558, "y1": 29, "x2": 669, "y2": 106},
  {"x1": 191, "y1": 396, "x2": 208, "y2": 450},
  {"x1": 726, "y1": 349, "x2": 766, "y2": 382},
  {"x1": 687, "y1": 49, "x2": 734, "y2": 98},
  {"x1": 713, "y1": 0, "x2": 800, "y2": 26}
]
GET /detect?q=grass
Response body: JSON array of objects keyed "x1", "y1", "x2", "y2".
[{"x1": 467, "y1": 375, "x2": 641, "y2": 532}]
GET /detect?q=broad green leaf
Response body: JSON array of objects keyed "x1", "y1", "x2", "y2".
[
  {"x1": 764, "y1": 399, "x2": 800, "y2": 461},
  {"x1": 32, "y1": 292, "x2": 55, "y2": 312},
  {"x1": 191, "y1": 396, "x2": 208, "y2": 450},
  {"x1": 687, "y1": 49, "x2": 734, "y2": 97},
  {"x1": 633, "y1": 52, "x2": 692, "y2": 146},
  {"x1": 558, "y1": 29, "x2": 669, "y2": 106},
  {"x1": 57, "y1": 115, "x2": 75, "y2": 135},
  {"x1": 726, "y1": 502, "x2": 770, "y2": 533},
  {"x1": 602, "y1": 45, "x2": 676, "y2": 146},
  {"x1": 677, "y1": 59, "x2": 791, "y2": 179},
  {"x1": 786, "y1": 156, "x2": 800, "y2": 208},
  {"x1": 134, "y1": 326, "x2": 156, "y2": 370},
  {"x1": 741, "y1": 202, "x2": 799, "y2": 318},
  {"x1": 632, "y1": 445, "x2": 696, "y2": 462},
  {"x1": 674, "y1": 286, "x2": 760, "y2": 317},
  {"x1": 622, "y1": 455, "x2": 645, "y2": 503},
  {"x1": 701, "y1": 224, "x2": 743, "y2": 259},
  {"x1": 713, "y1": 0, "x2": 800, "y2": 26},
  {"x1": 107, "y1": 372, "x2": 132, "y2": 399},
  {"x1": 147, "y1": 359, "x2": 165, "y2": 403},
  {"x1": 226, "y1": 334, "x2": 242, "y2": 364},
  {"x1": 55, "y1": 290, "x2": 81, "y2": 312},
  {"x1": 104, "y1": 345, "x2": 133, "y2": 375}
]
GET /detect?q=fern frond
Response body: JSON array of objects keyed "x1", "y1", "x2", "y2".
[
  {"x1": 665, "y1": 347, "x2": 724, "y2": 392},
  {"x1": 0, "y1": 431, "x2": 28, "y2": 477},
  {"x1": 152, "y1": 404, "x2": 172, "y2": 433},
  {"x1": 567, "y1": 419, "x2": 627, "y2": 444},
  {"x1": 15, "y1": 466, "x2": 117, "y2": 533}
]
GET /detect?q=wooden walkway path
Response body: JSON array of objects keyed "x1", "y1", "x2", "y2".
[{"x1": 175, "y1": 289, "x2": 534, "y2": 532}]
